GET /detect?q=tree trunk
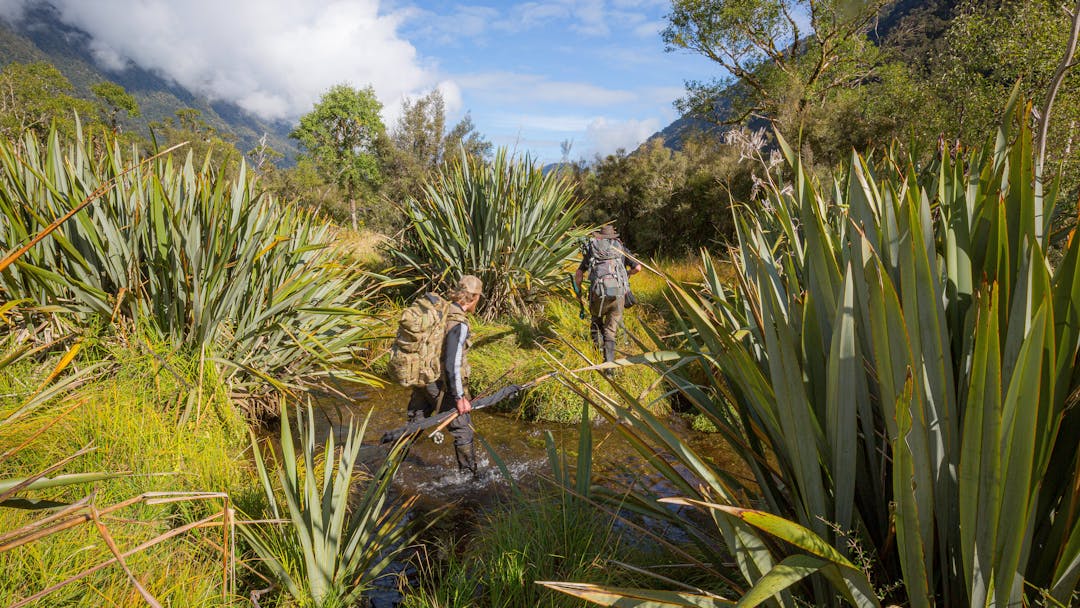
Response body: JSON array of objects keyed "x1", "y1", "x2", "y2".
[{"x1": 350, "y1": 199, "x2": 357, "y2": 232}]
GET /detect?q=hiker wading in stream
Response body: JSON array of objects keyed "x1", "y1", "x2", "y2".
[
  {"x1": 574, "y1": 224, "x2": 642, "y2": 369},
  {"x1": 406, "y1": 274, "x2": 483, "y2": 477}
]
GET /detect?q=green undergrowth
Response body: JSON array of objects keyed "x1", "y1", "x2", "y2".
[
  {"x1": 0, "y1": 335, "x2": 259, "y2": 606},
  {"x1": 468, "y1": 295, "x2": 671, "y2": 424},
  {"x1": 399, "y1": 488, "x2": 663, "y2": 608}
]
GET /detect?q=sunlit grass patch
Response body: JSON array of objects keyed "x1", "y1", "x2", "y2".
[
  {"x1": 467, "y1": 296, "x2": 671, "y2": 424},
  {"x1": 0, "y1": 342, "x2": 255, "y2": 606},
  {"x1": 330, "y1": 225, "x2": 391, "y2": 270}
]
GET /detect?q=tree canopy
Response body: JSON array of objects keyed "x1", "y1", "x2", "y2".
[{"x1": 291, "y1": 84, "x2": 386, "y2": 229}]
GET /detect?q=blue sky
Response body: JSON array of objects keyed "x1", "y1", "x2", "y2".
[
  {"x1": 394, "y1": 0, "x2": 720, "y2": 162},
  {"x1": 0, "y1": 0, "x2": 722, "y2": 164}
]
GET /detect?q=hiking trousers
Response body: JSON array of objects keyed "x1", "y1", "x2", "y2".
[
  {"x1": 588, "y1": 293, "x2": 623, "y2": 363},
  {"x1": 407, "y1": 379, "x2": 476, "y2": 473}
]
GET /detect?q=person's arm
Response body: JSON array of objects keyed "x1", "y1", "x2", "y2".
[
  {"x1": 443, "y1": 322, "x2": 471, "y2": 414},
  {"x1": 620, "y1": 242, "x2": 642, "y2": 275},
  {"x1": 574, "y1": 249, "x2": 589, "y2": 291}
]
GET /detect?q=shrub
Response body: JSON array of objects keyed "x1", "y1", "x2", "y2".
[
  {"x1": 390, "y1": 148, "x2": 591, "y2": 321},
  {"x1": 548, "y1": 96, "x2": 1080, "y2": 606},
  {"x1": 0, "y1": 124, "x2": 384, "y2": 415}
]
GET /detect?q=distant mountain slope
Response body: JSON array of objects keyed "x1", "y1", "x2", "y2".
[{"x1": 0, "y1": 3, "x2": 298, "y2": 164}]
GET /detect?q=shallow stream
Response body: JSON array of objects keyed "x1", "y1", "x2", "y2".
[{"x1": 293, "y1": 382, "x2": 744, "y2": 605}]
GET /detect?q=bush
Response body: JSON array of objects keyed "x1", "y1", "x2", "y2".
[
  {"x1": 389, "y1": 148, "x2": 591, "y2": 321},
  {"x1": 0, "y1": 125, "x2": 385, "y2": 415}
]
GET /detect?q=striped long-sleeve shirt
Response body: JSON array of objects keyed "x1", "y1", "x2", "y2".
[{"x1": 443, "y1": 312, "x2": 470, "y2": 401}]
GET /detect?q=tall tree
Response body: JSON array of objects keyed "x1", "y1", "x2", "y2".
[
  {"x1": 91, "y1": 81, "x2": 140, "y2": 134},
  {"x1": 381, "y1": 89, "x2": 492, "y2": 220},
  {"x1": 0, "y1": 61, "x2": 95, "y2": 138},
  {"x1": 392, "y1": 89, "x2": 447, "y2": 171},
  {"x1": 443, "y1": 111, "x2": 492, "y2": 161},
  {"x1": 392, "y1": 89, "x2": 492, "y2": 169},
  {"x1": 934, "y1": 0, "x2": 1080, "y2": 188},
  {"x1": 663, "y1": 0, "x2": 890, "y2": 133},
  {"x1": 291, "y1": 84, "x2": 385, "y2": 231}
]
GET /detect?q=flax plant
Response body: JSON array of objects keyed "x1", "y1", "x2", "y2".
[
  {"x1": 391, "y1": 147, "x2": 591, "y2": 320},
  {"x1": 239, "y1": 400, "x2": 424, "y2": 607},
  {"x1": 545, "y1": 94, "x2": 1080, "y2": 606},
  {"x1": 0, "y1": 124, "x2": 383, "y2": 413}
]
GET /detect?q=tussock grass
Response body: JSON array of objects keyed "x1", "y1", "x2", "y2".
[
  {"x1": 0, "y1": 339, "x2": 256, "y2": 607},
  {"x1": 330, "y1": 225, "x2": 391, "y2": 270},
  {"x1": 399, "y1": 493, "x2": 642, "y2": 608}
]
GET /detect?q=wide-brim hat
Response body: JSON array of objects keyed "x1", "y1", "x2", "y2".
[{"x1": 595, "y1": 224, "x2": 618, "y2": 239}]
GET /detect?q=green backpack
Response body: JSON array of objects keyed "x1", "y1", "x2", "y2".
[{"x1": 387, "y1": 293, "x2": 453, "y2": 388}]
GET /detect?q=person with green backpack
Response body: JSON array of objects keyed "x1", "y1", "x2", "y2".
[
  {"x1": 573, "y1": 224, "x2": 641, "y2": 368},
  {"x1": 387, "y1": 274, "x2": 484, "y2": 477}
]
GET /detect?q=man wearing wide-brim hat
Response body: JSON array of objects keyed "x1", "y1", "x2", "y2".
[{"x1": 573, "y1": 224, "x2": 642, "y2": 367}]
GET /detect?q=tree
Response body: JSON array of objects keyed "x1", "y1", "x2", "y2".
[
  {"x1": 291, "y1": 84, "x2": 385, "y2": 231},
  {"x1": 662, "y1": 0, "x2": 890, "y2": 133},
  {"x1": 392, "y1": 89, "x2": 447, "y2": 171},
  {"x1": 149, "y1": 108, "x2": 242, "y2": 177},
  {"x1": 933, "y1": 0, "x2": 1080, "y2": 191},
  {"x1": 0, "y1": 61, "x2": 96, "y2": 138},
  {"x1": 443, "y1": 111, "x2": 492, "y2": 161},
  {"x1": 380, "y1": 90, "x2": 492, "y2": 225},
  {"x1": 91, "y1": 81, "x2": 139, "y2": 134}
]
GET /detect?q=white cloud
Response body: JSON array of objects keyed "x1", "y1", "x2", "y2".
[
  {"x1": 1, "y1": 0, "x2": 437, "y2": 123},
  {"x1": 0, "y1": 0, "x2": 31, "y2": 21},
  {"x1": 488, "y1": 112, "x2": 591, "y2": 133},
  {"x1": 403, "y1": 4, "x2": 498, "y2": 45},
  {"x1": 584, "y1": 116, "x2": 659, "y2": 157},
  {"x1": 457, "y1": 72, "x2": 635, "y2": 106}
]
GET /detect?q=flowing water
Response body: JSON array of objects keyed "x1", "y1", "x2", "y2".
[
  {"x1": 311, "y1": 384, "x2": 745, "y2": 508},
  {"x1": 295, "y1": 383, "x2": 745, "y2": 605}
]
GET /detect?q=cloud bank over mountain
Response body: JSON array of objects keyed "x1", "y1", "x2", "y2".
[{"x1": 0, "y1": 0, "x2": 432, "y2": 122}]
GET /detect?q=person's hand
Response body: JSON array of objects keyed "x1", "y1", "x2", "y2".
[{"x1": 455, "y1": 397, "x2": 472, "y2": 415}]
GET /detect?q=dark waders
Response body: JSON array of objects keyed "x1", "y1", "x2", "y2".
[
  {"x1": 589, "y1": 291, "x2": 624, "y2": 367},
  {"x1": 407, "y1": 379, "x2": 476, "y2": 475}
]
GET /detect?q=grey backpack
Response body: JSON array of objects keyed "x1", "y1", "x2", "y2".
[{"x1": 587, "y1": 238, "x2": 629, "y2": 299}]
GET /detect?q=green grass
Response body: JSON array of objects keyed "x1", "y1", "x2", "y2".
[
  {"x1": 0, "y1": 337, "x2": 258, "y2": 607},
  {"x1": 399, "y1": 491, "x2": 645, "y2": 608},
  {"x1": 464, "y1": 289, "x2": 671, "y2": 424}
]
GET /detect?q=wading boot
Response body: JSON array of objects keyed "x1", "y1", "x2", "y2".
[
  {"x1": 602, "y1": 339, "x2": 616, "y2": 378},
  {"x1": 455, "y1": 441, "x2": 478, "y2": 479}
]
